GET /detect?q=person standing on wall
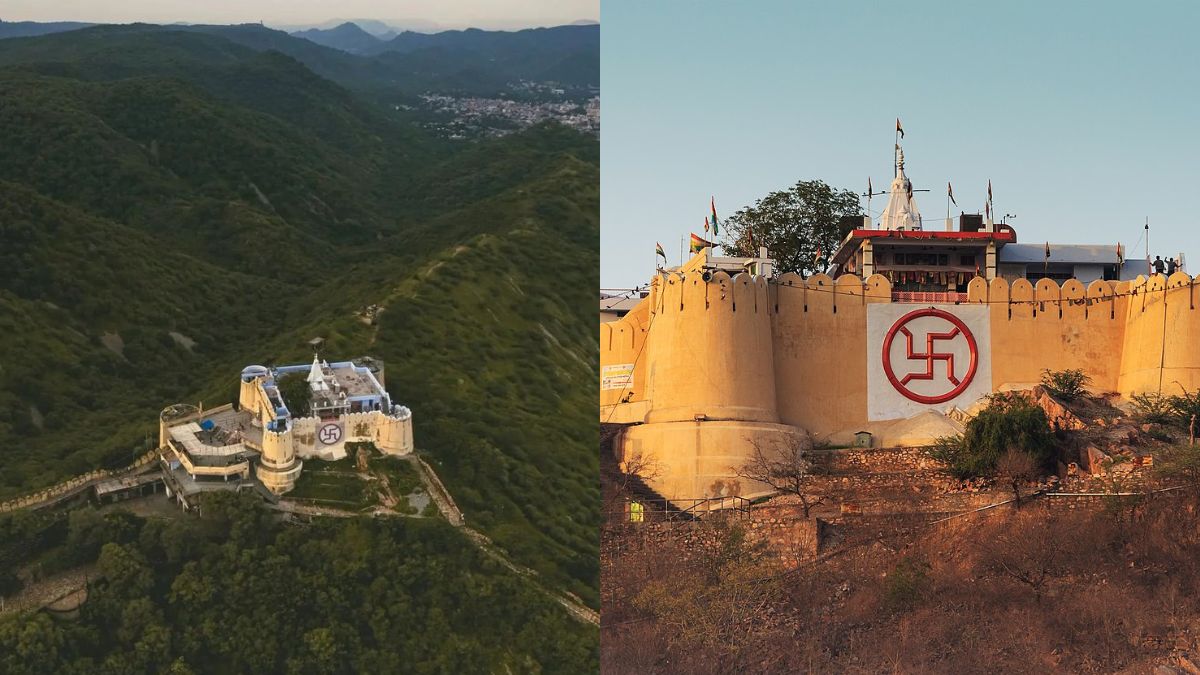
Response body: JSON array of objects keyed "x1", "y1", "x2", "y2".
[
  {"x1": 1167, "y1": 257, "x2": 1179, "y2": 275},
  {"x1": 1153, "y1": 256, "x2": 1166, "y2": 275}
]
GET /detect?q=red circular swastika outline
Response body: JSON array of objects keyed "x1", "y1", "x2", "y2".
[
  {"x1": 318, "y1": 423, "x2": 342, "y2": 445},
  {"x1": 881, "y1": 307, "x2": 978, "y2": 404}
]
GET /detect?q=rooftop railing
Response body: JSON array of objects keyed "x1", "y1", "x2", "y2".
[{"x1": 892, "y1": 291, "x2": 969, "y2": 303}]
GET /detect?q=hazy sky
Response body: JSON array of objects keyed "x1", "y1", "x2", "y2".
[
  {"x1": 602, "y1": 0, "x2": 1200, "y2": 289},
  {"x1": 1, "y1": 0, "x2": 597, "y2": 30}
]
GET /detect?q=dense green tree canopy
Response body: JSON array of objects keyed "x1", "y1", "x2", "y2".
[
  {"x1": 0, "y1": 496, "x2": 598, "y2": 674},
  {"x1": 719, "y1": 179, "x2": 862, "y2": 276}
]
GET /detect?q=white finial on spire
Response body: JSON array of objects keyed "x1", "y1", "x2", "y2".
[{"x1": 879, "y1": 138, "x2": 922, "y2": 231}]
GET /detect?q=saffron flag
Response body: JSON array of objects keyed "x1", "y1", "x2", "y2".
[
  {"x1": 704, "y1": 216, "x2": 710, "y2": 233},
  {"x1": 1117, "y1": 242, "x2": 1124, "y2": 264},
  {"x1": 987, "y1": 179, "x2": 993, "y2": 204},
  {"x1": 814, "y1": 245, "x2": 823, "y2": 263},
  {"x1": 656, "y1": 242, "x2": 666, "y2": 260},
  {"x1": 710, "y1": 197, "x2": 719, "y2": 236},
  {"x1": 690, "y1": 232, "x2": 715, "y2": 253},
  {"x1": 1045, "y1": 241, "x2": 1051, "y2": 259},
  {"x1": 896, "y1": 118, "x2": 904, "y2": 139},
  {"x1": 947, "y1": 181, "x2": 957, "y2": 206}
]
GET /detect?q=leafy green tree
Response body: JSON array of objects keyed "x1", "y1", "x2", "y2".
[
  {"x1": 719, "y1": 179, "x2": 862, "y2": 275},
  {"x1": 932, "y1": 393, "x2": 1056, "y2": 479},
  {"x1": 97, "y1": 542, "x2": 154, "y2": 598},
  {"x1": 275, "y1": 372, "x2": 313, "y2": 418}
]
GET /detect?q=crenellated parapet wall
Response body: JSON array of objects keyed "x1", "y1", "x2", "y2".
[
  {"x1": 601, "y1": 267, "x2": 1200, "y2": 506},
  {"x1": 600, "y1": 291, "x2": 652, "y2": 424},
  {"x1": 645, "y1": 271, "x2": 778, "y2": 424},
  {"x1": 376, "y1": 406, "x2": 414, "y2": 456},
  {"x1": 1119, "y1": 272, "x2": 1200, "y2": 394},
  {"x1": 258, "y1": 421, "x2": 302, "y2": 494}
]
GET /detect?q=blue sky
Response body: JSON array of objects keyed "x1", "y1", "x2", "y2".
[{"x1": 601, "y1": 0, "x2": 1200, "y2": 289}]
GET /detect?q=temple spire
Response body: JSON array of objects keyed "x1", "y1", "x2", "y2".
[
  {"x1": 307, "y1": 354, "x2": 328, "y2": 391},
  {"x1": 879, "y1": 138, "x2": 922, "y2": 231}
]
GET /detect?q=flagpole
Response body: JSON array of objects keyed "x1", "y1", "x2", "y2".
[
  {"x1": 894, "y1": 123, "x2": 899, "y2": 177},
  {"x1": 1145, "y1": 218, "x2": 1150, "y2": 276}
]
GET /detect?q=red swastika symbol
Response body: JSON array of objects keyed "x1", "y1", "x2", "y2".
[{"x1": 882, "y1": 308, "x2": 978, "y2": 404}]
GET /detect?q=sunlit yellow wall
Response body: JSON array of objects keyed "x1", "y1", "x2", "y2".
[
  {"x1": 972, "y1": 277, "x2": 1129, "y2": 393},
  {"x1": 598, "y1": 263, "x2": 1200, "y2": 502},
  {"x1": 1119, "y1": 273, "x2": 1200, "y2": 395},
  {"x1": 644, "y1": 271, "x2": 778, "y2": 424}
]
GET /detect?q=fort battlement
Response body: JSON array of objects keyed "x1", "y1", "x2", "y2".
[
  {"x1": 602, "y1": 268, "x2": 1200, "y2": 504},
  {"x1": 163, "y1": 357, "x2": 413, "y2": 497}
]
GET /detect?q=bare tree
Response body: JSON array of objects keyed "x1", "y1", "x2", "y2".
[
  {"x1": 602, "y1": 422, "x2": 662, "y2": 521},
  {"x1": 996, "y1": 447, "x2": 1039, "y2": 508},
  {"x1": 734, "y1": 434, "x2": 825, "y2": 518},
  {"x1": 980, "y1": 512, "x2": 1065, "y2": 602}
]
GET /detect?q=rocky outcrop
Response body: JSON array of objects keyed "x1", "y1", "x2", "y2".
[{"x1": 1028, "y1": 385, "x2": 1087, "y2": 432}]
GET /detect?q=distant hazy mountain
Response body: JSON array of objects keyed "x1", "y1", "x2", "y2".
[
  {"x1": 291, "y1": 21, "x2": 381, "y2": 54},
  {"x1": 272, "y1": 17, "x2": 442, "y2": 35},
  {"x1": 0, "y1": 19, "x2": 94, "y2": 39}
]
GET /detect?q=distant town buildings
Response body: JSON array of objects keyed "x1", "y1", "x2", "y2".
[{"x1": 411, "y1": 84, "x2": 599, "y2": 139}]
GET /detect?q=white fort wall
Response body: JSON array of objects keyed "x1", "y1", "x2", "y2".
[
  {"x1": 258, "y1": 423, "x2": 302, "y2": 494},
  {"x1": 184, "y1": 363, "x2": 414, "y2": 495},
  {"x1": 288, "y1": 408, "x2": 414, "y2": 461}
]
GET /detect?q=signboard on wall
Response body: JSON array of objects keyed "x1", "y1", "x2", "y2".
[
  {"x1": 601, "y1": 363, "x2": 635, "y2": 390},
  {"x1": 867, "y1": 304, "x2": 991, "y2": 421}
]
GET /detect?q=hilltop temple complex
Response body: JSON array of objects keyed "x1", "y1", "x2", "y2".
[
  {"x1": 600, "y1": 142, "x2": 1194, "y2": 506},
  {"x1": 158, "y1": 355, "x2": 414, "y2": 507}
]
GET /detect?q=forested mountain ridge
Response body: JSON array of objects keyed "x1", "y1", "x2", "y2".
[
  {"x1": 291, "y1": 22, "x2": 383, "y2": 54},
  {"x1": 0, "y1": 22, "x2": 598, "y2": 664},
  {"x1": 0, "y1": 22, "x2": 599, "y2": 96}
]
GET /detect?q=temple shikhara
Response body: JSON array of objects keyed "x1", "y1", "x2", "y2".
[{"x1": 600, "y1": 136, "x2": 1190, "y2": 507}]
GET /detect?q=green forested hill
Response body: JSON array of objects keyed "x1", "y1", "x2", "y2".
[
  {"x1": 0, "y1": 23, "x2": 598, "y2": 661},
  {"x1": 0, "y1": 22, "x2": 599, "y2": 97}
]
